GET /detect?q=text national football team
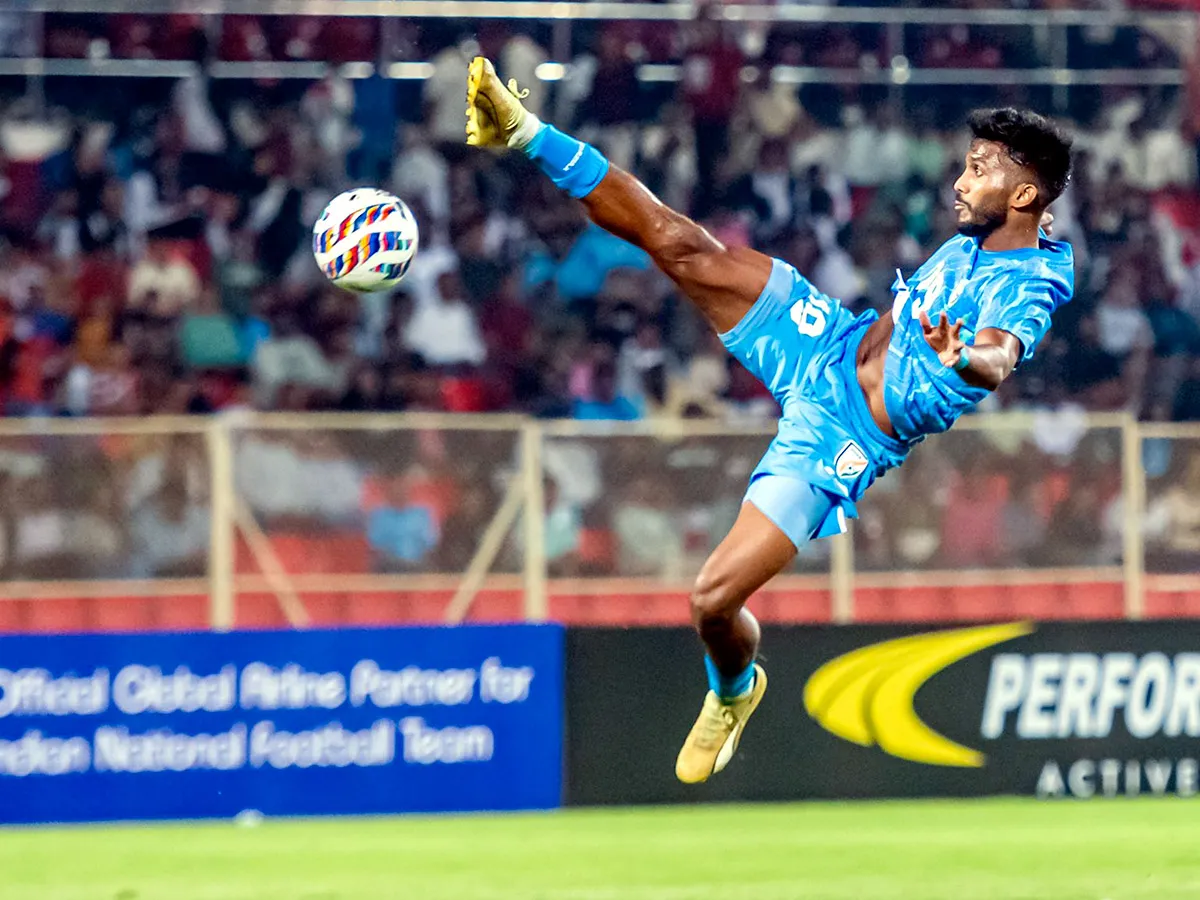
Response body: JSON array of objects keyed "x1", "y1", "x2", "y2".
[{"x1": 466, "y1": 58, "x2": 1074, "y2": 783}]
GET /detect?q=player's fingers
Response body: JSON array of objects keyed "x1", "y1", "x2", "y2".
[
  {"x1": 951, "y1": 319, "x2": 964, "y2": 338},
  {"x1": 919, "y1": 310, "x2": 934, "y2": 332},
  {"x1": 938, "y1": 311, "x2": 950, "y2": 333}
]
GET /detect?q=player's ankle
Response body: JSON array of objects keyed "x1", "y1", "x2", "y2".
[
  {"x1": 705, "y1": 656, "x2": 756, "y2": 703},
  {"x1": 508, "y1": 112, "x2": 543, "y2": 150}
]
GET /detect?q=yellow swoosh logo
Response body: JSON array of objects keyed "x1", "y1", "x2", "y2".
[{"x1": 803, "y1": 622, "x2": 1033, "y2": 767}]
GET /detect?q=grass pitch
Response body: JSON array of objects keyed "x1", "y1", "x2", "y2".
[{"x1": 1, "y1": 798, "x2": 1197, "y2": 900}]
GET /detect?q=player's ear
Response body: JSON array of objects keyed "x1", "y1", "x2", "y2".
[{"x1": 1010, "y1": 181, "x2": 1040, "y2": 212}]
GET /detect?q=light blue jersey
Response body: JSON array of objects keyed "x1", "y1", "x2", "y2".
[
  {"x1": 720, "y1": 233, "x2": 1074, "y2": 548},
  {"x1": 884, "y1": 233, "x2": 1074, "y2": 441}
]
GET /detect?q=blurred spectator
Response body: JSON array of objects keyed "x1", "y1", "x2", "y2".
[
  {"x1": 1147, "y1": 452, "x2": 1200, "y2": 569},
  {"x1": 842, "y1": 105, "x2": 911, "y2": 204},
  {"x1": 129, "y1": 473, "x2": 209, "y2": 578},
  {"x1": 613, "y1": 474, "x2": 683, "y2": 577},
  {"x1": 1036, "y1": 479, "x2": 1109, "y2": 566},
  {"x1": 680, "y1": 11, "x2": 743, "y2": 214},
  {"x1": 939, "y1": 457, "x2": 1006, "y2": 567},
  {"x1": 1001, "y1": 468, "x2": 1049, "y2": 566},
  {"x1": 180, "y1": 289, "x2": 244, "y2": 370},
  {"x1": 573, "y1": 358, "x2": 641, "y2": 421},
  {"x1": 425, "y1": 37, "x2": 476, "y2": 147},
  {"x1": 575, "y1": 26, "x2": 642, "y2": 171},
  {"x1": 402, "y1": 270, "x2": 486, "y2": 367},
  {"x1": 128, "y1": 240, "x2": 202, "y2": 316},
  {"x1": 251, "y1": 304, "x2": 343, "y2": 408},
  {"x1": 64, "y1": 342, "x2": 136, "y2": 417},
  {"x1": 392, "y1": 126, "x2": 451, "y2": 227}
]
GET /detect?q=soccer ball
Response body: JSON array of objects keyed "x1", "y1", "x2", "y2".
[{"x1": 312, "y1": 188, "x2": 419, "y2": 292}]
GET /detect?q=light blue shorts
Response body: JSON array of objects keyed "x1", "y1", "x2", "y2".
[
  {"x1": 720, "y1": 257, "x2": 913, "y2": 546},
  {"x1": 744, "y1": 473, "x2": 846, "y2": 550}
]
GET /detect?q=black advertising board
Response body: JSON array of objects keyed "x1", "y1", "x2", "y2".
[{"x1": 565, "y1": 621, "x2": 1200, "y2": 805}]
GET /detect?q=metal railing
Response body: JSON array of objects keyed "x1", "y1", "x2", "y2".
[{"x1": 0, "y1": 410, "x2": 1194, "y2": 629}]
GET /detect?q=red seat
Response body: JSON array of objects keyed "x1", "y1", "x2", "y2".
[{"x1": 441, "y1": 377, "x2": 490, "y2": 413}]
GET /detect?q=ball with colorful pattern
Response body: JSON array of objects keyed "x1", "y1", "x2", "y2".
[{"x1": 313, "y1": 188, "x2": 419, "y2": 292}]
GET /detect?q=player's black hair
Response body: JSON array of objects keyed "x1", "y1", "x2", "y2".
[{"x1": 967, "y1": 108, "x2": 1073, "y2": 208}]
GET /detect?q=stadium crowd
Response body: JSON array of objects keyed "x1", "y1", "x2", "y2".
[
  {"x1": 0, "y1": 13, "x2": 1198, "y2": 423},
  {"x1": 0, "y1": 9, "x2": 1197, "y2": 580}
]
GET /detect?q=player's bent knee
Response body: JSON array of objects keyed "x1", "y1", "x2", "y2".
[{"x1": 689, "y1": 566, "x2": 743, "y2": 629}]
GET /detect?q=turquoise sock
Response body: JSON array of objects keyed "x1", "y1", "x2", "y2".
[
  {"x1": 523, "y1": 124, "x2": 610, "y2": 199},
  {"x1": 705, "y1": 656, "x2": 756, "y2": 702}
]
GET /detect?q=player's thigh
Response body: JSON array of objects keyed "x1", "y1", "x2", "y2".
[
  {"x1": 719, "y1": 260, "x2": 837, "y2": 404},
  {"x1": 692, "y1": 500, "x2": 797, "y2": 616},
  {"x1": 670, "y1": 245, "x2": 774, "y2": 335}
]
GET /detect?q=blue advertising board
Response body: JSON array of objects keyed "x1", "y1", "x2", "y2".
[{"x1": 0, "y1": 624, "x2": 564, "y2": 823}]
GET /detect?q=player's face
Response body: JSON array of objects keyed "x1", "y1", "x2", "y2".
[{"x1": 952, "y1": 140, "x2": 1017, "y2": 238}]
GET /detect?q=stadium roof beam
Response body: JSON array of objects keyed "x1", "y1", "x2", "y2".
[{"x1": 0, "y1": 0, "x2": 1194, "y2": 28}]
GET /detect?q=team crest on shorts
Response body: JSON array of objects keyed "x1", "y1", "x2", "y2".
[{"x1": 835, "y1": 441, "x2": 868, "y2": 479}]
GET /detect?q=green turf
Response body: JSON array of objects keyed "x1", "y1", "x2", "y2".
[{"x1": 0, "y1": 798, "x2": 1196, "y2": 900}]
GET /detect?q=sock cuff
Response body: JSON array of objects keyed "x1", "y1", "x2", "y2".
[{"x1": 705, "y1": 656, "x2": 756, "y2": 702}]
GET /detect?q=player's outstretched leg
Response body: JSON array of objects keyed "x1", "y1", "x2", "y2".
[
  {"x1": 675, "y1": 501, "x2": 795, "y2": 783},
  {"x1": 467, "y1": 57, "x2": 799, "y2": 783},
  {"x1": 466, "y1": 57, "x2": 773, "y2": 335}
]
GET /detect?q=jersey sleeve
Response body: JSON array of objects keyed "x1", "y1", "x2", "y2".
[{"x1": 976, "y1": 272, "x2": 1068, "y2": 362}]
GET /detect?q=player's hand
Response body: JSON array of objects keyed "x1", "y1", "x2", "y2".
[
  {"x1": 920, "y1": 311, "x2": 966, "y2": 369},
  {"x1": 1040, "y1": 211, "x2": 1054, "y2": 236}
]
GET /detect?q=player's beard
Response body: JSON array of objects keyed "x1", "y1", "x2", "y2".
[{"x1": 955, "y1": 197, "x2": 1007, "y2": 239}]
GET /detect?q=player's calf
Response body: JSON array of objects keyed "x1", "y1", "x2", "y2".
[
  {"x1": 677, "y1": 578, "x2": 769, "y2": 785},
  {"x1": 690, "y1": 573, "x2": 761, "y2": 685},
  {"x1": 675, "y1": 502, "x2": 795, "y2": 784}
]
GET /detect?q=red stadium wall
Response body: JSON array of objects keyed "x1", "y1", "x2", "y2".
[{"x1": 0, "y1": 579, "x2": 1197, "y2": 634}]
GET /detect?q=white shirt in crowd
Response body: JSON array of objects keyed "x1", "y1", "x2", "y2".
[
  {"x1": 392, "y1": 133, "x2": 451, "y2": 225},
  {"x1": 425, "y1": 46, "x2": 474, "y2": 143},
  {"x1": 252, "y1": 334, "x2": 350, "y2": 407},
  {"x1": 403, "y1": 298, "x2": 486, "y2": 366},
  {"x1": 841, "y1": 111, "x2": 910, "y2": 187},
  {"x1": 1096, "y1": 303, "x2": 1153, "y2": 357},
  {"x1": 127, "y1": 255, "x2": 202, "y2": 316},
  {"x1": 173, "y1": 74, "x2": 227, "y2": 155}
]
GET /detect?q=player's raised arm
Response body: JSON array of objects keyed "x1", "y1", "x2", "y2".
[
  {"x1": 465, "y1": 57, "x2": 771, "y2": 334},
  {"x1": 919, "y1": 312, "x2": 1021, "y2": 392}
]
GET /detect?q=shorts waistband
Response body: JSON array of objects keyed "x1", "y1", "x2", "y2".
[{"x1": 835, "y1": 319, "x2": 912, "y2": 460}]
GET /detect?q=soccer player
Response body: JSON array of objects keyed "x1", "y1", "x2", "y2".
[{"x1": 466, "y1": 59, "x2": 1073, "y2": 784}]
